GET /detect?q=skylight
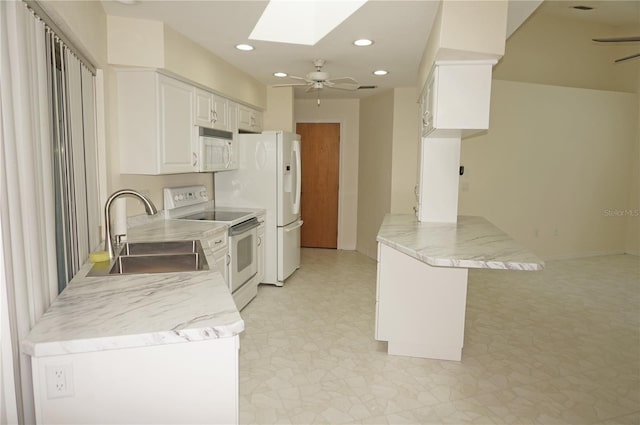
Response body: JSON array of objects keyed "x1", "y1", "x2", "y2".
[{"x1": 249, "y1": 0, "x2": 368, "y2": 46}]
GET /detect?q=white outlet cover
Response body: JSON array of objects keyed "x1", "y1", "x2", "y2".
[{"x1": 45, "y1": 364, "x2": 74, "y2": 399}]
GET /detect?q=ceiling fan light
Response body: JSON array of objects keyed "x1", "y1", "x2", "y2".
[
  {"x1": 373, "y1": 69, "x2": 388, "y2": 76},
  {"x1": 235, "y1": 43, "x2": 255, "y2": 51},
  {"x1": 354, "y1": 39, "x2": 373, "y2": 47},
  {"x1": 274, "y1": 72, "x2": 288, "y2": 78}
]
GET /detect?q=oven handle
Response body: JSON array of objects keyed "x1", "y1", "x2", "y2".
[
  {"x1": 284, "y1": 220, "x2": 304, "y2": 232},
  {"x1": 228, "y1": 217, "x2": 259, "y2": 236}
]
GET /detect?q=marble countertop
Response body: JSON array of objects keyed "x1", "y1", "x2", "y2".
[
  {"x1": 22, "y1": 220, "x2": 243, "y2": 358},
  {"x1": 377, "y1": 214, "x2": 544, "y2": 271}
]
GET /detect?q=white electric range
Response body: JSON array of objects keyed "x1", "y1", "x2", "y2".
[{"x1": 164, "y1": 186, "x2": 259, "y2": 310}]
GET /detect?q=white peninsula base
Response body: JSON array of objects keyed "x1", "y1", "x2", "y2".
[
  {"x1": 376, "y1": 243, "x2": 468, "y2": 361},
  {"x1": 375, "y1": 214, "x2": 544, "y2": 361}
]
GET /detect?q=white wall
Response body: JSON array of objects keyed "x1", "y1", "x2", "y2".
[
  {"x1": 163, "y1": 25, "x2": 265, "y2": 109},
  {"x1": 418, "y1": 0, "x2": 508, "y2": 90},
  {"x1": 357, "y1": 91, "x2": 395, "y2": 258},
  {"x1": 264, "y1": 87, "x2": 294, "y2": 132},
  {"x1": 40, "y1": 0, "x2": 108, "y2": 68},
  {"x1": 391, "y1": 88, "x2": 420, "y2": 213},
  {"x1": 459, "y1": 80, "x2": 638, "y2": 258},
  {"x1": 294, "y1": 99, "x2": 360, "y2": 250},
  {"x1": 493, "y1": 11, "x2": 638, "y2": 94}
]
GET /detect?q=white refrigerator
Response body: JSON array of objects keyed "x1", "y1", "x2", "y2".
[{"x1": 215, "y1": 131, "x2": 302, "y2": 285}]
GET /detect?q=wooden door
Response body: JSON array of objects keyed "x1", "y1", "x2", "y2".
[{"x1": 296, "y1": 122, "x2": 340, "y2": 248}]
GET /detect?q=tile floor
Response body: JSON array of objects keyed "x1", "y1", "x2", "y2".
[{"x1": 238, "y1": 249, "x2": 639, "y2": 424}]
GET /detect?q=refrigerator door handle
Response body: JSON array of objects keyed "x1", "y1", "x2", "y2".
[
  {"x1": 284, "y1": 220, "x2": 304, "y2": 232},
  {"x1": 292, "y1": 138, "x2": 302, "y2": 215}
]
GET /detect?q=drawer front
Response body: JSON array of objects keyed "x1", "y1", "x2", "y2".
[{"x1": 208, "y1": 234, "x2": 227, "y2": 251}]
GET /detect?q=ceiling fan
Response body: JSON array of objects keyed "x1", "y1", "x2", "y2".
[
  {"x1": 273, "y1": 59, "x2": 360, "y2": 92},
  {"x1": 592, "y1": 36, "x2": 640, "y2": 62}
]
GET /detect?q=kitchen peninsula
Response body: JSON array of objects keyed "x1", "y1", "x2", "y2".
[
  {"x1": 22, "y1": 220, "x2": 242, "y2": 425},
  {"x1": 375, "y1": 214, "x2": 543, "y2": 361}
]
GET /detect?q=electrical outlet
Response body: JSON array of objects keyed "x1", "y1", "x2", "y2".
[{"x1": 46, "y1": 364, "x2": 74, "y2": 399}]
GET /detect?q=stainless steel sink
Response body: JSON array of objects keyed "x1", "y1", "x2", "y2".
[
  {"x1": 88, "y1": 240, "x2": 209, "y2": 276},
  {"x1": 120, "y1": 240, "x2": 203, "y2": 256}
]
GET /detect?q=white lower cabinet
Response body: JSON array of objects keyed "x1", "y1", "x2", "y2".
[
  {"x1": 31, "y1": 336, "x2": 240, "y2": 424},
  {"x1": 207, "y1": 228, "x2": 229, "y2": 287},
  {"x1": 375, "y1": 243, "x2": 468, "y2": 361}
]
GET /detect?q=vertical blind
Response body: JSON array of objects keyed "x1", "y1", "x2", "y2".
[{"x1": 33, "y1": 3, "x2": 100, "y2": 292}]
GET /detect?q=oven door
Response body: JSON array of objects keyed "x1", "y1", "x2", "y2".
[{"x1": 228, "y1": 219, "x2": 258, "y2": 293}]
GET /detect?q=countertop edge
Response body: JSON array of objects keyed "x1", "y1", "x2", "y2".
[
  {"x1": 377, "y1": 215, "x2": 544, "y2": 271},
  {"x1": 23, "y1": 319, "x2": 245, "y2": 357}
]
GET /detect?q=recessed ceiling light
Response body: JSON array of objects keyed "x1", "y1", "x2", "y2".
[
  {"x1": 373, "y1": 70, "x2": 388, "y2": 76},
  {"x1": 354, "y1": 39, "x2": 373, "y2": 47},
  {"x1": 572, "y1": 5, "x2": 594, "y2": 10},
  {"x1": 274, "y1": 72, "x2": 288, "y2": 78},
  {"x1": 235, "y1": 43, "x2": 255, "y2": 51},
  {"x1": 115, "y1": 0, "x2": 140, "y2": 4}
]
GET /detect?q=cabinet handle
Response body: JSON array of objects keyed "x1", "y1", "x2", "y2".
[
  {"x1": 192, "y1": 152, "x2": 198, "y2": 167},
  {"x1": 257, "y1": 236, "x2": 262, "y2": 247},
  {"x1": 226, "y1": 253, "x2": 231, "y2": 266},
  {"x1": 422, "y1": 111, "x2": 431, "y2": 126},
  {"x1": 214, "y1": 239, "x2": 223, "y2": 245},
  {"x1": 212, "y1": 109, "x2": 218, "y2": 123}
]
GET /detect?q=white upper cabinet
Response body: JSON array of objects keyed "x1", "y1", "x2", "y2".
[
  {"x1": 118, "y1": 70, "x2": 197, "y2": 175},
  {"x1": 195, "y1": 88, "x2": 228, "y2": 131},
  {"x1": 421, "y1": 61, "x2": 495, "y2": 138},
  {"x1": 236, "y1": 103, "x2": 263, "y2": 133}
]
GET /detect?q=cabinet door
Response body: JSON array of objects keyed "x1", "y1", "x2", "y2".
[
  {"x1": 238, "y1": 106, "x2": 263, "y2": 133},
  {"x1": 158, "y1": 76, "x2": 197, "y2": 174},
  {"x1": 208, "y1": 231, "x2": 229, "y2": 286},
  {"x1": 195, "y1": 90, "x2": 228, "y2": 131},
  {"x1": 194, "y1": 88, "x2": 213, "y2": 128},
  {"x1": 211, "y1": 94, "x2": 228, "y2": 131},
  {"x1": 250, "y1": 110, "x2": 263, "y2": 132}
]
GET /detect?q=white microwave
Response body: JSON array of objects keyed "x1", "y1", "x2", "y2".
[{"x1": 196, "y1": 127, "x2": 237, "y2": 172}]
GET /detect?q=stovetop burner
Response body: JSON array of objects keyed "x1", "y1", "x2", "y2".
[{"x1": 178, "y1": 210, "x2": 251, "y2": 222}]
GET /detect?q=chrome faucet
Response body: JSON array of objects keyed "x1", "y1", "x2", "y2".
[{"x1": 104, "y1": 189, "x2": 158, "y2": 258}]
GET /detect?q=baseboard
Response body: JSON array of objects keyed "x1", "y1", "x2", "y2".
[{"x1": 542, "y1": 250, "x2": 627, "y2": 261}]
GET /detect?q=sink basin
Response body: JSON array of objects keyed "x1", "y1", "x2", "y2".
[
  {"x1": 119, "y1": 240, "x2": 202, "y2": 256},
  {"x1": 88, "y1": 240, "x2": 209, "y2": 276},
  {"x1": 110, "y1": 252, "x2": 207, "y2": 274}
]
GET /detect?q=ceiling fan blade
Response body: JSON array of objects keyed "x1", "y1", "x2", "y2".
[
  {"x1": 326, "y1": 83, "x2": 359, "y2": 91},
  {"x1": 614, "y1": 52, "x2": 640, "y2": 63},
  {"x1": 271, "y1": 83, "x2": 309, "y2": 87},
  {"x1": 593, "y1": 36, "x2": 640, "y2": 43},
  {"x1": 288, "y1": 75, "x2": 309, "y2": 81},
  {"x1": 327, "y1": 77, "x2": 359, "y2": 85}
]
